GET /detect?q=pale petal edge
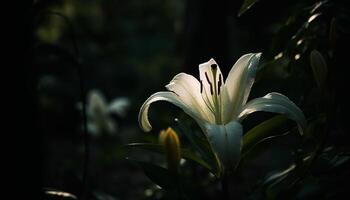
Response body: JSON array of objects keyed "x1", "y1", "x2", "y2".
[
  {"x1": 223, "y1": 53, "x2": 262, "y2": 121},
  {"x1": 108, "y1": 97, "x2": 130, "y2": 117},
  {"x1": 238, "y1": 92, "x2": 306, "y2": 135},
  {"x1": 165, "y1": 72, "x2": 214, "y2": 123},
  {"x1": 138, "y1": 91, "x2": 204, "y2": 132},
  {"x1": 225, "y1": 53, "x2": 262, "y2": 102}
]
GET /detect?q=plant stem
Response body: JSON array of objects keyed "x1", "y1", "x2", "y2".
[{"x1": 221, "y1": 172, "x2": 230, "y2": 200}]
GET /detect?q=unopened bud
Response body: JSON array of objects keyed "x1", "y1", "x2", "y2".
[{"x1": 159, "y1": 127, "x2": 181, "y2": 173}]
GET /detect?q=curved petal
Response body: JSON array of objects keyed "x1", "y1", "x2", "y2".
[
  {"x1": 198, "y1": 58, "x2": 225, "y2": 123},
  {"x1": 238, "y1": 92, "x2": 306, "y2": 135},
  {"x1": 88, "y1": 90, "x2": 108, "y2": 118},
  {"x1": 203, "y1": 121, "x2": 243, "y2": 170},
  {"x1": 223, "y1": 53, "x2": 262, "y2": 121},
  {"x1": 166, "y1": 73, "x2": 214, "y2": 123},
  {"x1": 108, "y1": 97, "x2": 130, "y2": 118},
  {"x1": 138, "y1": 91, "x2": 205, "y2": 132}
]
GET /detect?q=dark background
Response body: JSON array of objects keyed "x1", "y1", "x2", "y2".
[{"x1": 16, "y1": 0, "x2": 350, "y2": 199}]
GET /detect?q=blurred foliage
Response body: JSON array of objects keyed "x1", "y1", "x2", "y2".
[
  {"x1": 31, "y1": 0, "x2": 350, "y2": 199},
  {"x1": 238, "y1": 0, "x2": 260, "y2": 16}
]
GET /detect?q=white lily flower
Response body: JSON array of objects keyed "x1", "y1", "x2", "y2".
[
  {"x1": 84, "y1": 90, "x2": 130, "y2": 136},
  {"x1": 139, "y1": 53, "x2": 306, "y2": 170}
]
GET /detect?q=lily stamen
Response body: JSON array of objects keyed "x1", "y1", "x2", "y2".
[
  {"x1": 205, "y1": 72, "x2": 214, "y2": 95},
  {"x1": 218, "y1": 75, "x2": 222, "y2": 95},
  {"x1": 200, "y1": 80, "x2": 203, "y2": 93}
]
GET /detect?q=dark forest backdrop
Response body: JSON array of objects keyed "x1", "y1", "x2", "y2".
[{"x1": 15, "y1": 0, "x2": 350, "y2": 199}]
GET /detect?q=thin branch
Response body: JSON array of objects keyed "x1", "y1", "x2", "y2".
[{"x1": 43, "y1": 11, "x2": 89, "y2": 200}]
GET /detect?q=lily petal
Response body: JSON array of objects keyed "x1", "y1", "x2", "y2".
[
  {"x1": 88, "y1": 90, "x2": 108, "y2": 118},
  {"x1": 224, "y1": 53, "x2": 262, "y2": 121},
  {"x1": 199, "y1": 58, "x2": 225, "y2": 123},
  {"x1": 238, "y1": 92, "x2": 306, "y2": 134},
  {"x1": 138, "y1": 91, "x2": 204, "y2": 132},
  {"x1": 108, "y1": 97, "x2": 130, "y2": 118},
  {"x1": 203, "y1": 121, "x2": 243, "y2": 170},
  {"x1": 166, "y1": 73, "x2": 214, "y2": 123}
]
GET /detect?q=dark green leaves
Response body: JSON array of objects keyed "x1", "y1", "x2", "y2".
[
  {"x1": 136, "y1": 161, "x2": 177, "y2": 190},
  {"x1": 238, "y1": 0, "x2": 260, "y2": 17},
  {"x1": 256, "y1": 148, "x2": 350, "y2": 199},
  {"x1": 241, "y1": 115, "x2": 290, "y2": 156},
  {"x1": 310, "y1": 50, "x2": 328, "y2": 88},
  {"x1": 125, "y1": 143, "x2": 212, "y2": 172}
]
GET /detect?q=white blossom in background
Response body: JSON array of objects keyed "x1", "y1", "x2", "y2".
[{"x1": 78, "y1": 90, "x2": 130, "y2": 136}]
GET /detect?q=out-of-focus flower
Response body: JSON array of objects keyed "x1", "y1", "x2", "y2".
[
  {"x1": 159, "y1": 127, "x2": 181, "y2": 173},
  {"x1": 139, "y1": 53, "x2": 306, "y2": 172},
  {"x1": 79, "y1": 90, "x2": 130, "y2": 136}
]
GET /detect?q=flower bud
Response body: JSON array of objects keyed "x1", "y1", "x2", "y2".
[{"x1": 159, "y1": 127, "x2": 181, "y2": 173}]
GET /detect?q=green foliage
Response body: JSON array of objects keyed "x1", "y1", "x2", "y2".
[
  {"x1": 253, "y1": 147, "x2": 350, "y2": 199},
  {"x1": 310, "y1": 50, "x2": 328, "y2": 88},
  {"x1": 241, "y1": 115, "x2": 290, "y2": 157},
  {"x1": 238, "y1": 0, "x2": 260, "y2": 17},
  {"x1": 136, "y1": 161, "x2": 177, "y2": 190},
  {"x1": 125, "y1": 143, "x2": 213, "y2": 171}
]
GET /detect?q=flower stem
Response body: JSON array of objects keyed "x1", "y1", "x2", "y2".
[{"x1": 221, "y1": 172, "x2": 230, "y2": 200}]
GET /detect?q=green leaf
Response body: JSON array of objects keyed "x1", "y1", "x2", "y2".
[
  {"x1": 136, "y1": 161, "x2": 176, "y2": 190},
  {"x1": 125, "y1": 143, "x2": 213, "y2": 171},
  {"x1": 238, "y1": 0, "x2": 260, "y2": 17},
  {"x1": 263, "y1": 165, "x2": 295, "y2": 186},
  {"x1": 310, "y1": 50, "x2": 328, "y2": 88},
  {"x1": 125, "y1": 143, "x2": 163, "y2": 153},
  {"x1": 241, "y1": 115, "x2": 290, "y2": 156},
  {"x1": 174, "y1": 119, "x2": 221, "y2": 176},
  {"x1": 181, "y1": 149, "x2": 213, "y2": 172},
  {"x1": 330, "y1": 154, "x2": 350, "y2": 168}
]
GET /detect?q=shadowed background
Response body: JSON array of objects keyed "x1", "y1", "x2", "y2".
[{"x1": 19, "y1": 0, "x2": 350, "y2": 199}]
